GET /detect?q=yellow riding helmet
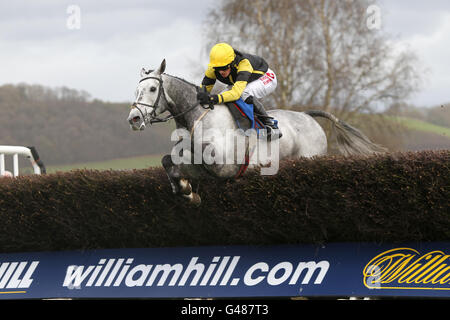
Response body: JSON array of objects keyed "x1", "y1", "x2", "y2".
[{"x1": 208, "y1": 43, "x2": 236, "y2": 68}]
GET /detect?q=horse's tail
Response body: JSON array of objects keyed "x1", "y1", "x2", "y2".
[{"x1": 305, "y1": 110, "x2": 387, "y2": 156}]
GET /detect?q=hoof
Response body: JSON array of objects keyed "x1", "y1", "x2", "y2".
[
  {"x1": 183, "y1": 192, "x2": 201, "y2": 207},
  {"x1": 179, "y1": 178, "x2": 192, "y2": 195},
  {"x1": 191, "y1": 193, "x2": 201, "y2": 206}
]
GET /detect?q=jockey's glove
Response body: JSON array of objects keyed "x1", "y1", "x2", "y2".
[{"x1": 197, "y1": 91, "x2": 219, "y2": 105}]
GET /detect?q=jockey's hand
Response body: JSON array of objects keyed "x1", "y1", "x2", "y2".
[
  {"x1": 197, "y1": 90, "x2": 209, "y2": 105},
  {"x1": 197, "y1": 91, "x2": 219, "y2": 106}
]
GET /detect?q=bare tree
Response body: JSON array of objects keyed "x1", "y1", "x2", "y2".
[{"x1": 203, "y1": 0, "x2": 422, "y2": 123}]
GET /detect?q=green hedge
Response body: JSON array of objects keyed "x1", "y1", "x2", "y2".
[{"x1": 0, "y1": 150, "x2": 448, "y2": 253}]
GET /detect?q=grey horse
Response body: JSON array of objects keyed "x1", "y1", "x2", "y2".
[{"x1": 127, "y1": 59, "x2": 386, "y2": 205}]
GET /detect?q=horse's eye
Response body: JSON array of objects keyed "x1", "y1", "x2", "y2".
[{"x1": 150, "y1": 87, "x2": 157, "y2": 92}]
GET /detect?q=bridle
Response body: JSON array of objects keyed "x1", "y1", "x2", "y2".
[
  {"x1": 131, "y1": 75, "x2": 213, "y2": 125},
  {"x1": 131, "y1": 75, "x2": 169, "y2": 125}
]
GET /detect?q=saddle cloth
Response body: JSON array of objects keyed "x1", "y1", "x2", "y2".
[
  {"x1": 225, "y1": 98, "x2": 280, "y2": 179},
  {"x1": 226, "y1": 98, "x2": 265, "y2": 133}
]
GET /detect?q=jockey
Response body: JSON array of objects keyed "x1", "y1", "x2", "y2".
[{"x1": 197, "y1": 42, "x2": 282, "y2": 139}]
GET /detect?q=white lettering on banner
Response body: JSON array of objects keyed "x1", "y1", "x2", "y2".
[
  {"x1": 62, "y1": 256, "x2": 329, "y2": 290},
  {"x1": 289, "y1": 261, "x2": 330, "y2": 284},
  {"x1": 268, "y1": 262, "x2": 293, "y2": 285},
  {"x1": 147, "y1": 263, "x2": 183, "y2": 286},
  {"x1": 0, "y1": 261, "x2": 39, "y2": 289},
  {"x1": 244, "y1": 262, "x2": 268, "y2": 286},
  {"x1": 243, "y1": 261, "x2": 329, "y2": 286}
]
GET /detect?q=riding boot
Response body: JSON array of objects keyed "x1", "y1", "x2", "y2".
[{"x1": 245, "y1": 96, "x2": 282, "y2": 140}]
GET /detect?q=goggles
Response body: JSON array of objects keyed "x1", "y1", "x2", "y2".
[{"x1": 214, "y1": 64, "x2": 231, "y2": 71}]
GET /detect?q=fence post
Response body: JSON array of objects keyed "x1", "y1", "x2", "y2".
[{"x1": 0, "y1": 145, "x2": 45, "y2": 177}]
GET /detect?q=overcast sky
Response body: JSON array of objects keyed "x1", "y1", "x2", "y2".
[{"x1": 1, "y1": 0, "x2": 449, "y2": 107}]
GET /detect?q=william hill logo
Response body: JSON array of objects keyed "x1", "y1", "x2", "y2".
[
  {"x1": 0, "y1": 261, "x2": 39, "y2": 294},
  {"x1": 363, "y1": 248, "x2": 450, "y2": 290}
]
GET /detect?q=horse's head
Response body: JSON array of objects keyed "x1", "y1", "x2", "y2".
[{"x1": 128, "y1": 59, "x2": 168, "y2": 131}]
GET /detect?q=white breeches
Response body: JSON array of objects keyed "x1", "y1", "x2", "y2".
[{"x1": 241, "y1": 68, "x2": 277, "y2": 101}]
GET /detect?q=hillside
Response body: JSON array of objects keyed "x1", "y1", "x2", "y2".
[
  {"x1": 0, "y1": 84, "x2": 174, "y2": 165},
  {"x1": 393, "y1": 116, "x2": 450, "y2": 151},
  {"x1": 46, "y1": 154, "x2": 163, "y2": 173},
  {"x1": 395, "y1": 116, "x2": 450, "y2": 136},
  {"x1": 380, "y1": 104, "x2": 450, "y2": 151}
]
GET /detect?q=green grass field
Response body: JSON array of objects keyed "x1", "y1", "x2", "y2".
[
  {"x1": 46, "y1": 154, "x2": 163, "y2": 173},
  {"x1": 394, "y1": 116, "x2": 450, "y2": 137}
]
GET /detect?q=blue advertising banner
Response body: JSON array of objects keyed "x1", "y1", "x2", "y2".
[{"x1": 0, "y1": 242, "x2": 449, "y2": 299}]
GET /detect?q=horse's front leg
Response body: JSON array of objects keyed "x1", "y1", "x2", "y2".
[
  {"x1": 161, "y1": 154, "x2": 182, "y2": 194},
  {"x1": 161, "y1": 154, "x2": 201, "y2": 205}
]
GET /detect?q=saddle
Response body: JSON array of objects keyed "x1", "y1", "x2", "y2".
[{"x1": 226, "y1": 98, "x2": 278, "y2": 136}]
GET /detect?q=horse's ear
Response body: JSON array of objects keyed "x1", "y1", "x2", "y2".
[
  {"x1": 140, "y1": 67, "x2": 147, "y2": 77},
  {"x1": 157, "y1": 59, "x2": 166, "y2": 75}
]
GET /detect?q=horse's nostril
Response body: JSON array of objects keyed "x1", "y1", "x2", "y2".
[{"x1": 132, "y1": 116, "x2": 140, "y2": 123}]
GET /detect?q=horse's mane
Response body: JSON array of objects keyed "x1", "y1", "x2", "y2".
[
  {"x1": 143, "y1": 69, "x2": 198, "y2": 89},
  {"x1": 166, "y1": 74, "x2": 198, "y2": 89}
]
